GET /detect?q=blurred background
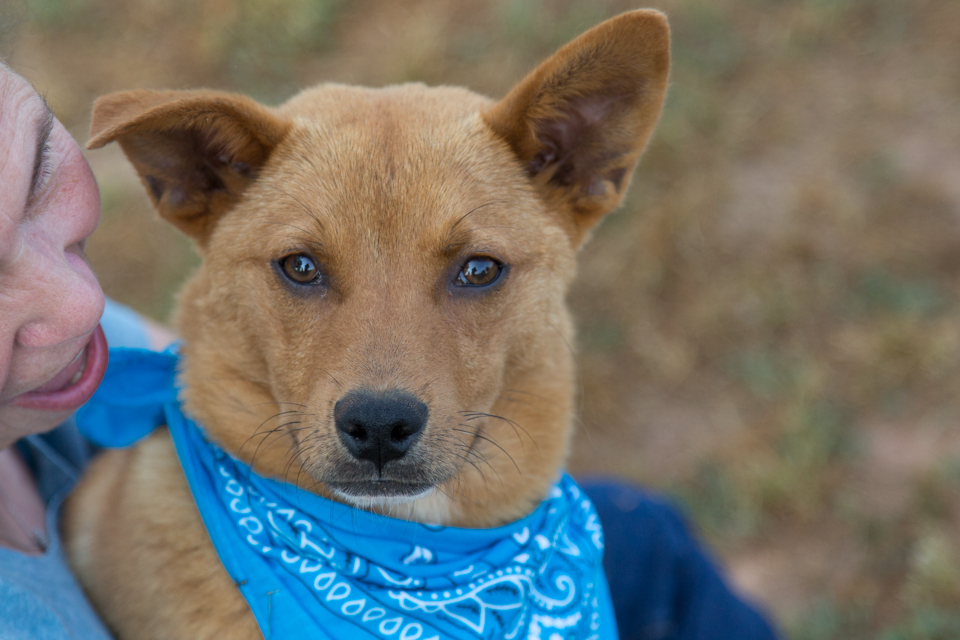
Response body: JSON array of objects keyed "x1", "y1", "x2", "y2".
[{"x1": 3, "y1": 0, "x2": 960, "y2": 636}]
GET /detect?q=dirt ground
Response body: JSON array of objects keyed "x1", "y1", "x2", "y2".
[{"x1": 4, "y1": 0, "x2": 960, "y2": 637}]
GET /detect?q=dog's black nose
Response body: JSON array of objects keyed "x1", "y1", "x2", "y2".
[{"x1": 334, "y1": 390, "x2": 428, "y2": 473}]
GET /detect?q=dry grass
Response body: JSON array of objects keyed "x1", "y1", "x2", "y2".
[{"x1": 4, "y1": 0, "x2": 960, "y2": 636}]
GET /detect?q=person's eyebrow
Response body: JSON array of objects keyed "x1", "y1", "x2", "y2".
[{"x1": 27, "y1": 96, "x2": 55, "y2": 205}]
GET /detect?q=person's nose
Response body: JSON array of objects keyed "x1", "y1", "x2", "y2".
[
  {"x1": 16, "y1": 147, "x2": 104, "y2": 350},
  {"x1": 15, "y1": 245, "x2": 104, "y2": 350}
]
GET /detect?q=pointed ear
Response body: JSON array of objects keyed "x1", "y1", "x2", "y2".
[
  {"x1": 88, "y1": 89, "x2": 291, "y2": 247},
  {"x1": 483, "y1": 10, "x2": 670, "y2": 245}
]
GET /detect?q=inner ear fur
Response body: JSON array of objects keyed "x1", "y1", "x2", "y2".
[
  {"x1": 483, "y1": 10, "x2": 670, "y2": 245},
  {"x1": 87, "y1": 89, "x2": 291, "y2": 246}
]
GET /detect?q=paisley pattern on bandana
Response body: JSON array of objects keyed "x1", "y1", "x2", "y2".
[{"x1": 77, "y1": 348, "x2": 618, "y2": 640}]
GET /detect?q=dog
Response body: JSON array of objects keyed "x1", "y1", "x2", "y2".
[{"x1": 64, "y1": 10, "x2": 670, "y2": 640}]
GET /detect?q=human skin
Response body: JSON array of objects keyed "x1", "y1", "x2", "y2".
[{"x1": 0, "y1": 64, "x2": 106, "y2": 552}]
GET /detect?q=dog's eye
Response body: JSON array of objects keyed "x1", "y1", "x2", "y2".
[
  {"x1": 455, "y1": 257, "x2": 501, "y2": 287},
  {"x1": 280, "y1": 253, "x2": 321, "y2": 285}
]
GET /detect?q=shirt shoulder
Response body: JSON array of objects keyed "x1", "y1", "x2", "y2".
[{"x1": 0, "y1": 580, "x2": 74, "y2": 640}]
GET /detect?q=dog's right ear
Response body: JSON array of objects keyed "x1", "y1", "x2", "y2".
[
  {"x1": 88, "y1": 90, "x2": 291, "y2": 247},
  {"x1": 484, "y1": 10, "x2": 670, "y2": 247}
]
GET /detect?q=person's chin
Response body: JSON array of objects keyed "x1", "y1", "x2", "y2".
[{"x1": 0, "y1": 403, "x2": 75, "y2": 445}]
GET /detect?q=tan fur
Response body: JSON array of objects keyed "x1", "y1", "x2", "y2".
[{"x1": 63, "y1": 11, "x2": 670, "y2": 639}]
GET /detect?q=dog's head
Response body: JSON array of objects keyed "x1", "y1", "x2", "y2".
[{"x1": 89, "y1": 11, "x2": 669, "y2": 527}]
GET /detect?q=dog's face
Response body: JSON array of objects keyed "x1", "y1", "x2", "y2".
[
  {"x1": 190, "y1": 87, "x2": 580, "y2": 514},
  {"x1": 89, "y1": 11, "x2": 670, "y2": 527}
]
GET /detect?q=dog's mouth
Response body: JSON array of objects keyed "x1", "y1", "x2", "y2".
[
  {"x1": 308, "y1": 446, "x2": 462, "y2": 509},
  {"x1": 316, "y1": 458, "x2": 454, "y2": 504},
  {"x1": 306, "y1": 388, "x2": 460, "y2": 506}
]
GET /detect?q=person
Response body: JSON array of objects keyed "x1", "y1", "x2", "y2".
[
  {"x1": 0, "y1": 61, "x2": 173, "y2": 638},
  {"x1": 0, "y1": 60, "x2": 777, "y2": 639}
]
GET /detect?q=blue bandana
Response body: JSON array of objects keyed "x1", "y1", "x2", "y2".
[{"x1": 77, "y1": 348, "x2": 618, "y2": 640}]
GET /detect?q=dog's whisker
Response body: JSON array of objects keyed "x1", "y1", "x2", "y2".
[
  {"x1": 284, "y1": 433, "x2": 323, "y2": 485},
  {"x1": 247, "y1": 401, "x2": 308, "y2": 408},
  {"x1": 433, "y1": 429, "x2": 494, "y2": 491},
  {"x1": 447, "y1": 449, "x2": 492, "y2": 490},
  {"x1": 461, "y1": 225, "x2": 519, "y2": 233},
  {"x1": 442, "y1": 201, "x2": 507, "y2": 253},
  {"x1": 470, "y1": 450, "x2": 501, "y2": 488},
  {"x1": 281, "y1": 154, "x2": 331, "y2": 235},
  {"x1": 446, "y1": 428, "x2": 503, "y2": 488},
  {"x1": 247, "y1": 421, "x2": 304, "y2": 475},
  {"x1": 239, "y1": 410, "x2": 309, "y2": 448},
  {"x1": 253, "y1": 426, "x2": 311, "y2": 474},
  {"x1": 314, "y1": 368, "x2": 343, "y2": 389},
  {"x1": 452, "y1": 426, "x2": 520, "y2": 475},
  {"x1": 238, "y1": 417, "x2": 289, "y2": 458},
  {"x1": 449, "y1": 201, "x2": 505, "y2": 233},
  {"x1": 460, "y1": 411, "x2": 539, "y2": 452},
  {"x1": 444, "y1": 476, "x2": 482, "y2": 508},
  {"x1": 262, "y1": 183, "x2": 327, "y2": 237},
  {"x1": 290, "y1": 439, "x2": 325, "y2": 504},
  {"x1": 239, "y1": 411, "x2": 313, "y2": 475},
  {"x1": 417, "y1": 377, "x2": 439, "y2": 395},
  {"x1": 264, "y1": 220, "x2": 324, "y2": 248}
]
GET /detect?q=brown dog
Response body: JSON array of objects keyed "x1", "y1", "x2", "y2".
[{"x1": 64, "y1": 10, "x2": 670, "y2": 639}]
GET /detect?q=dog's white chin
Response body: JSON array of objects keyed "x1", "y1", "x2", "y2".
[
  {"x1": 332, "y1": 486, "x2": 435, "y2": 510},
  {"x1": 329, "y1": 486, "x2": 452, "y2": 524}
]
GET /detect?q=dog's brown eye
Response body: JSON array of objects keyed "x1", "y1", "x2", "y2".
[
  {"x1": 456, "y1": 257, "x2": 501, "y2": 287},
  {"x1": 280, "y1": 253, "x2": 321, "y2": 284}
]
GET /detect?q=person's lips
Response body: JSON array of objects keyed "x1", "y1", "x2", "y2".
[
  {"x1": 33, "y1": 347, "x2": 87, "y2": 393},
  {"x1": 12, "y1": 325, "x2": 108, "y2": 411}
]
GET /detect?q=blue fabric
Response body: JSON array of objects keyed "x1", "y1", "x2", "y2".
[
  {"x1": 77, "y1": 348, "x2": 618, "y2": 640},
  {"x1": 580, "y1": 481, "x2": 779, "y2": 640},
  {"x1": 99, "y1": 298, "x2": 149, "y2": 351},
  {"x1": 1, "y1": 298, "x2": 149, "y2": 640}
]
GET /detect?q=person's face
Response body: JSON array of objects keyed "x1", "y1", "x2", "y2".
[{"x1": 0, "y1": 66, "x2": 106, "y2": 447}]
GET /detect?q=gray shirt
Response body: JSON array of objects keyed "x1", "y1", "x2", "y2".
[{"x1": 0, "y1": 300, "x2": 149, "y2": 639}]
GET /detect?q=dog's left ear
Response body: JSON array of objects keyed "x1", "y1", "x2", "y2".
[
  {"x1": 87, "y1": 89, "x2": 291, "y2": 248},
  {"x1": 484, "y1": 10, "x2": 670, "y2": 245}
]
